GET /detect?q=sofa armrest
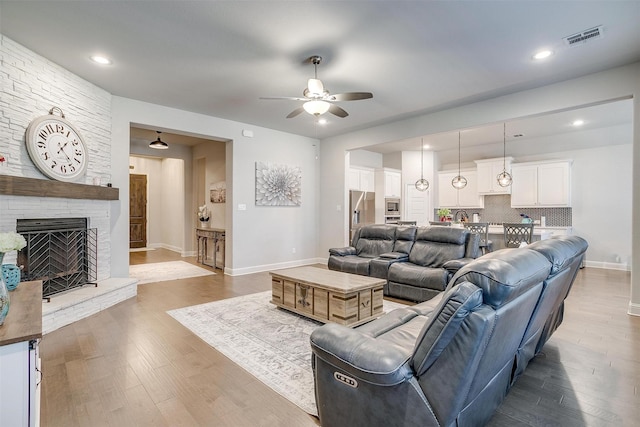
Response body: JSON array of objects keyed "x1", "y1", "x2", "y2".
[
  {"x1": 310, "y1": 323, "x2": 413, "y2": 386},
  {"x1": 329, "y1": 246, "x2": 357, "y2": 256},
  {"x1": 442, "y1": 258, "x2": 475, "y2": 274},
  {"x1": 378, "y1": 251, "x2": 409, "y2": 261}
]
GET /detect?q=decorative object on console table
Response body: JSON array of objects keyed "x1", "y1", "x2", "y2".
[
  {"x1": 198, "y1": 204, "x2": 210, "y2": 228},
  {"x1": 0, "y1": 232, "x2": 27, "y2": 294},
  {"x1": 2, "y1": 265, "x2": 21, "y2": 292}
]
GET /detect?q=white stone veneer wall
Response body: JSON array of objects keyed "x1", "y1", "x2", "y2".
[{"x1": 0, "y1": 35, "x2": 113, "y2": 280}]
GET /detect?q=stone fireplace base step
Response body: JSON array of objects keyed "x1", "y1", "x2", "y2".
[{"x1": 41, "y1": 278, "x2": 138, "y2": 334}]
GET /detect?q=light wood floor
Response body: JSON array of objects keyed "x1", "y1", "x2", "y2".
[{"x1": 39, "y1": 249, "x2": 639, "y2": 426}]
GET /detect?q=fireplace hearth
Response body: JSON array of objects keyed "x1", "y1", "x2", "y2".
[{"x1": 17, "y1": 218, "x2": 97, "y2": 299}]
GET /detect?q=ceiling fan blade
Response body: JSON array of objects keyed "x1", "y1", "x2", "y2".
[
  {"x1": 260, "y1": 96, "x2": 308, "y2": 101},
  {"x1": 286, "y1": 107, "x2": 305, "y2": 118},
  {"x1": 328, "y1": 104, "x2": 349, "y2": 118},
  {"x1": 328, "y1": 92, "x2": 373, "y2": 101}
]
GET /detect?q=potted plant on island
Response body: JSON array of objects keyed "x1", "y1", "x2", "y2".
[{"x1": 437, "y1": 208, "x2": 451, "y2": 222}]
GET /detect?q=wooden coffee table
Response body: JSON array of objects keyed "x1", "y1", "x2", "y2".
[{"x1": 269, "y1": 266, "x2": 385, "y2": 327}]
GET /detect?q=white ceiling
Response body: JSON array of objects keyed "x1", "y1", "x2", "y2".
[{"x1": 1, "y1": 1, "x2": 639, "y2": 146}]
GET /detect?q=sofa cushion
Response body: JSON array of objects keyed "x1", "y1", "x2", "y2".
[
  {"x1": 526, "y1": 235, "x2": 588, "y2": 275},
  {"x1": 327, "y1": 255, "x2": 372, "y2": 276},
  {"x1": 393, "y1": 226, "x2": 417, "y2": 254},
  {"x1": 450, "y1": 248, "x2": 551, "y2": 309},
  {"x1": 411, "y1": 282, "x2": 483, "y2": 376},
  {"x1": 408, "y1": 227, "x2": 469, "y2": 267},
  {"x1": 355, "y1": 224, "x2": 396, "y2": 257},
  {"x1": 388, "y1": 263, "x2": 450, "y2": 291}
]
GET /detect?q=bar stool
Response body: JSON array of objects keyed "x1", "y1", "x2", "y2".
[
  {"x1": 464, "y1": 222, "x2": 493, "y2": 254},
  {"x1": 503, "y1": 223, "x2": 534, "y2": 248}
]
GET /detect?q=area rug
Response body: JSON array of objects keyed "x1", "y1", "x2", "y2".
[
  {"x1": 167, "y1": 291, "x2": 407, "y2": 416},
  {"x1": 129, "y1": 260, "x2": 215, "y2": 285}
]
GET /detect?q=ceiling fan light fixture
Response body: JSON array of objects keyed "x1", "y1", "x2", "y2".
[
  {"x1": 149, "y1": 131, "x2": 169, "y2": 150},
  {"x1": 307, "y1": 78, "x2": 324, "y2": 96},
  {"x1": 303, "y1": 100, "x2": 330, "y2": 116}
]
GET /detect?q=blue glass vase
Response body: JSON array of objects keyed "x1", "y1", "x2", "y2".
[{"x1": 0, "y1": 253, "x2": 10, "y2": 326}]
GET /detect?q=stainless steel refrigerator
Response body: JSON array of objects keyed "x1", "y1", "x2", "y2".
[{"x1": 349, "y1": 190, "x2": 375, "y2": 240}]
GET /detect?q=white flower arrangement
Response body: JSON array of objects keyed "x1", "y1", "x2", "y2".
[
  {"x1": 198, "y1": 204, "x2": 210, "y2": 222},
  {"x1": 0, "y1": 232, "x2": 27, "y2": 253}
]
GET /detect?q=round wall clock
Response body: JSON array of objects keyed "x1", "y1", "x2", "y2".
[{"x1": 25, "y1": 107, "x2": 89, "y2": 182}]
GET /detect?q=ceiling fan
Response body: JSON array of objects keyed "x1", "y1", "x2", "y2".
[{"x1": 260, "y1": 55, "x2": 373, "y2": 119}]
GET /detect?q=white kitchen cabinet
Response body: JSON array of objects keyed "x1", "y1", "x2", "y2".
[
  {"x1": 348, "y1": 167, "x2": 375, "y2": 192},
  {"x1": 376, "y1": 168, "x2": 401, "y2": 198},
  {"x1": 475, "y1": 157, "x2": 513, "y2": 195},
  {"x1": 511, "y1": 160, "x2": 571, "y2": 207},
  {"x1": 437, "y1": 169, "x2": 483, "y2": 208}
]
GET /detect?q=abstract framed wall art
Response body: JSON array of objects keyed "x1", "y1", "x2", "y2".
[{"x1": 255, "y1": 161, "x2": 301, "y2": 206}]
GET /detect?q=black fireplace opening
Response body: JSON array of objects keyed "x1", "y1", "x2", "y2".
[{"x1": 17, "y1": 218, "x2": 97, "y2": 298}]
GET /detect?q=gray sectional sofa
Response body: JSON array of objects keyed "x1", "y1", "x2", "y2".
[
  {"x1": 328, "y1": 224, "x2": 480, "y2": 302},
  {"x1": 311, "y1": 235, "x2": 588, "y2": 427}
]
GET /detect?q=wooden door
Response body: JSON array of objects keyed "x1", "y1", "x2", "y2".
[{"x1": 129, "y1": 174, "x2": 147, "y2": 248}]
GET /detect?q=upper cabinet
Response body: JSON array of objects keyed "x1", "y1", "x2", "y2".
[
  {"x1": 438, "y1": 169, "x2": 484, "y2": 208},
  {"x1": 375, "y1": 168, "x2": 401, "y2": 198},
  {"x1": 348, "y1": 167, "x2": 375, "y2": 192},
  {"x1": 510, "y1": 160, "x2": 572, "y2": 207},
  {"x1": 475, "y1": 157, "x2": 513, "y2": 195}
]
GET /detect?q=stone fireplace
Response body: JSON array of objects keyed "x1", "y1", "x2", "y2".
[{"x1": 0, "y1": 176, "x2": 136, "y2": 333}]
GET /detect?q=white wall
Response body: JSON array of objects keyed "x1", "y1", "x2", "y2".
[
  {"x1": 349, "y1": 149, "x2": 382, "y2": 168},
  {"x1": 111, "y1": 97, "x2": 320, "y2": 277},
  {"x1": 160, "y1": 158, "x2": 185, "y2": 252},
  {"x1": 193, "y1": 140, "x2": 227, "y2": 230}
]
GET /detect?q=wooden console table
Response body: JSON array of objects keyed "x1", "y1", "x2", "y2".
[{"x1": 196, "y1": 227, "x2": 225, "y2": 270}]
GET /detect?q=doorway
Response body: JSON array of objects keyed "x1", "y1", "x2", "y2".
[{"x1": 129, "y1": 173, "x2": 147, "y2": 248}]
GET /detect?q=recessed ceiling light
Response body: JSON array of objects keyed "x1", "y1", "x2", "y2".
[
  {"x1": 317, "y1": 118, "x2": 328, "y2": 125},
  {"x1": 90, "y1": 55, "x2": 112, "y2": 65},
  {"x1": 532, "y1": 50, "x2": 553, "y2": 60},
  {"x1": 572, "y1": 119, "x2": 585, "y2": 127},
  {"x1": 422, "y1": 144, "x2": 430, "y2": 150}
]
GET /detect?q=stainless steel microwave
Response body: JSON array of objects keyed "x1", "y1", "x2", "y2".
[{"x1": 385, "y1": 198, "x2": 400, "y2": 214}]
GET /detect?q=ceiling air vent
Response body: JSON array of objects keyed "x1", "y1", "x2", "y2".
[{"x1": 564, "y1": 26, "x2": 603, "y2": 46}]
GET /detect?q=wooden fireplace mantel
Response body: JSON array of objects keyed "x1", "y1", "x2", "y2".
[{"x1": 0, "y1": 175, "x2": 119, "y2": 200}]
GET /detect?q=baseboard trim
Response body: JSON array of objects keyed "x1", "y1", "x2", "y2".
[
  {"x1": 584, "y1": 260, "x2": 631, "y2": 271},
  {"x1": 226, "y1": 257, "x2": 327, "y2": 276},
  {"x1": 628, "y1": 301, "x2": 640, "y2": 317}
]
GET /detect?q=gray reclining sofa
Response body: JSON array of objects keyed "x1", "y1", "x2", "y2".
[
  {"x1": 311, "y1": 235, "x2": 588, "y2": 427},
  {"x1": 328, "y1": 224, "x2": 480, "y2": 302}
]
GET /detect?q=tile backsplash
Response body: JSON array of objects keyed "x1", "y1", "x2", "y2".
[{"x1": 438, "y1": 195, "x2": 572, "y2": 227}]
